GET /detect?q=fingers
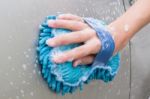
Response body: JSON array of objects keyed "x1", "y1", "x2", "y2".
[
  {"x1": 58, "y1": 14, "x2": 83, "y2": 22},
  {"x1": 48, "y1": 19, "x2": 88, "y2": 31},
  {"x1": 73, "y1": 55, "x2": 95, "y2": 67},
  {"x1": 46, "y1": 28, "x2": 96, "y2": 47},
  {"x1": 52, "y1": 37, "x2": 101, "y2": 63}
]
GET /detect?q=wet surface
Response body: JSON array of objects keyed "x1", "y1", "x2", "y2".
[
  {"x1": 0, "y1": 0, "x2": 145, "y2": 99},
  {"x1": 130, "y1": 24, "x2": 150, "y2": 99}
]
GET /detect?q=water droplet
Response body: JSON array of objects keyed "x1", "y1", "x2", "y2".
[
  {"x1": 22, "y1": 64, "x2": 27, "y2": 70},
  {"x1": 124, "y1": 24, "x2": 129, "y2": 32},
  {"x1": 34, "y1": 64, "x2": 37, "y2": 68},
  {"x1": 11, "y1": 68, "x2": 15, "y2": 71},
  {"x1": 9, "y1": 81, "x2": 14, "y2": 86},
  {"x1": 27, "y1": 48, "x2": 31, "y2": 52},
  {"x1": 23, "y1": 51, "x2": 27, "y2": 55},
  {"x1": 22, "y1": 80, "x2": 26, "y2": 84},
  {"x1": 8, "y1": 56, "x2": 12, "y2": 60},
  {"x1": 30, "y1": 92, "x2": 34, "y2": 96},
  {"x1": 25, "y1": 54, "x2": 29, "y2": 58},
  {"x1": 85, "y1": 8, "x2": 88, "y2": 12},
  {"x1": 16, "y1": 96, "x2": 19, "y2": 99},
  {"x1": 38, "y1": 71, "x2": 41, "y2": 75},
  {"x1": 20, "y1": 89, "x2": 24, "y2": 94},
  {"x1": 9, "y1": 35, "x2": 13, "y2": 40},
  {"x1": 32, "y1": 70, "x2": 36, "y2": 74}
]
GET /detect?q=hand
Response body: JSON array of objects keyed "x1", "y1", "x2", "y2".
[{"x1": 46, "y1": 14, "x2": 101, "y2": 67}]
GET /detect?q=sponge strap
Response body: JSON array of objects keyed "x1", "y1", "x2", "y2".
[{"x1": 84, "y1": 17, "x2": 115, "y2": 66}]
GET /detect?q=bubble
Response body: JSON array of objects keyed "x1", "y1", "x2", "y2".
[
  {"x1": 16, "y1": 96, "x2": 19, "y2": 99},
  {"x1": 20, "y1": 89, "x2": 24, "y2": 94},
  {"x1": 85, "y1": 8, "x2": 88, "y2": 12},
  {"x1": 50, "y1": 49, "x2": 64, "y2": 60},
  {"x1": 27, "y1": 48, "x2": 31, "y2": 52},
  {"x1": 9, "y1": 81, "x2": 14, "y2": 86},
  {"x1": 8, "y1": 56, "x2": 12, "y2": 60},
  {"x1": 22, "y1": 64, "x2": 27, "y2": 70},
  {"x1": 23, "y1": 51, "x2": 27, "y2": 55},
  {"x1": 11, "y1": 68, "x2": 15, "y2": 71},
  {"x1": 35, "y1": 60, "x2": 38, "y2": 64},
  {"x1": 9, "y1": 35, "x2": 13, "y2": 40},
  {"x1": 30, "y1": 92, "x2": 34, "y2": 96},
  {"x1": 22, "y1": 80, "x2": 26, "y2": 84},
  {"x1": 38, "y1": 71, "x2": 41, "y2": 75},
  {"x1": 32, "y1": 70, "x2": 36, "y2": 74},
  {"x1": 25, "y1": 54, "x2": 29, "y2": 58},
  {"x1": 34, "y1": 64, "x2": 37, "y2": 68},
  {"x1": 22, "y1": 94, "x2": 24, "y2": 97}
]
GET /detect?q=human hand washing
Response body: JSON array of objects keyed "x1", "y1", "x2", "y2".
[
  {"x1": 46, "y1": 0, "x2": 150, "y2": 67},
  {"x1": 37, "y1": 0, "x2": 150, "y2": 94},
  {"x1": 38, "y1": 15, "x2": 120, "y2": 94},
  {"x1": 46, "y1": 14, "x2": 102, "y2": 67}
]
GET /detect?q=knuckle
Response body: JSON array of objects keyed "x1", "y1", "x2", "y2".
[
  {"x1": 72, "y1": 21, "x2": 80, "y2": 26},
  {"x1": 53, "y1": 20, "x2": 59, "y2": 26},
  {"x1": 87, "y1": 28, "x2": 96, "y2": 36},
  {"x1": 92, "y1": 38, "x2": 101, "y2": 53},
  {"x1": 57, "y1": 35, "x2": 67, "y2": 44}
]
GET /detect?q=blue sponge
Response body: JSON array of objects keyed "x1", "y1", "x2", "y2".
[{"x1": 37, "y1": 15, "x2": 120, "y2": 95}]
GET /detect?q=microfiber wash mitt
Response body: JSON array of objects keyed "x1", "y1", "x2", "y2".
[{"x1": 37, "y1": 15, "x2": 120, "y2": 95}]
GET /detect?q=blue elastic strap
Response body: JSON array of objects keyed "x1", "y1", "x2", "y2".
[{"x1": 84, "y1": 17, "x2": 115, "y2": 66}]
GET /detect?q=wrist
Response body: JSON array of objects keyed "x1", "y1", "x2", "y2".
[{"x1": 107, "y1": 23, "x2": 129, "y2": 54}]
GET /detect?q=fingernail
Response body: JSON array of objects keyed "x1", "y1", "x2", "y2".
[
  {"x1": 46, "y1": 39, "x2": 56, "y2": 47},
  {"x1": 48, "y1": 20, "x2": 55, "y2": 27},
  {"x1": 52, "y1": 54, "x2": 66, "y2": 63},
  {"x1": 73, "y1": 60, "x2": 81, "y2": 67},
  {"x1": 52, "y1": 57, "x2": 63, "y2": 63},
  {"x1": 68, "y1": 57, "x2": 74, "y2": 62}
]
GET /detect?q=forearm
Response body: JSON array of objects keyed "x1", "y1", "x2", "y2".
[{"x1": 108, "y1": 0, "x2": 150, "y2": 53}]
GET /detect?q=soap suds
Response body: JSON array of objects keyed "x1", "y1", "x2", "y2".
[
  {"x1": 22, "y1": 64, "x2": 27, "y2": 70},
  {"x1": 22, "y1": 80, "x2": 26, "y2": 84},
  {"x1": 32, "y1": 70, "x2": 36, "y2": 74},
  {"x1": 8, "y1": 56, "x2": 12, "y2": 60},
  {"x1": 20, "y1": 89, "x2": 24, "y2": 94},
  {"x1": 27, "y1": 48, "x2": 31, "y2": 52},
  {"x1": 30, "y1": 92, "x2": 34, "y2": 96},
  {"x1": 16, "y1": 96, "x2": 19, "y2": 99},
  {"x1": 11, "y1": 68, "x2": 15, "y2": 71},
  {"x1": 25, "y1": 54, "x2": 29, "y2": 58},
  {"x1": 9, "y1": 81, "x2": 14, "y2": 86}
]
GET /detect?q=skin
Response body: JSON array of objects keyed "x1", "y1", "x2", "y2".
[{"x1": 46, "y1": 0, "x2": 150, "y2": 67}]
